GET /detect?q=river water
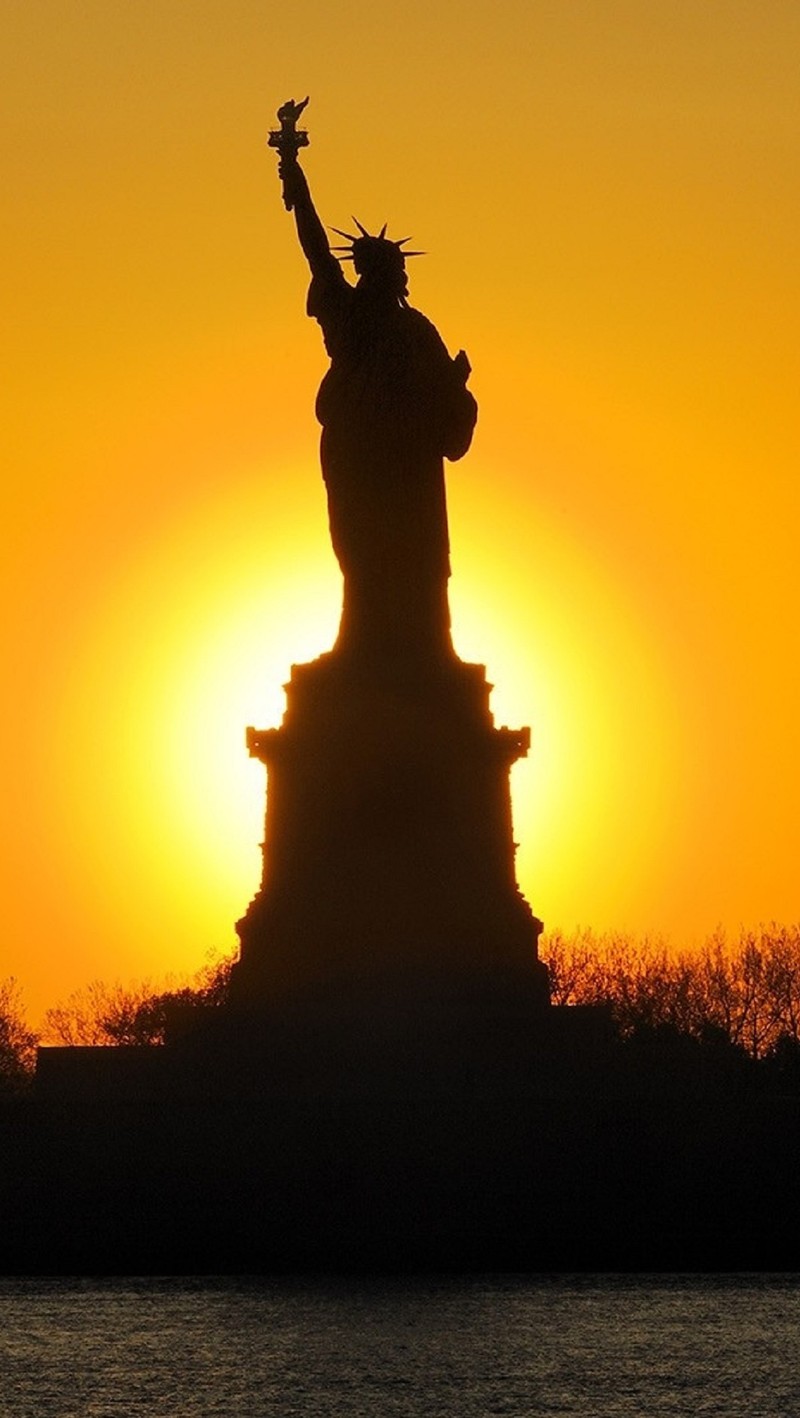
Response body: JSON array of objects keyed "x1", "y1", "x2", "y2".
[{"x1": 0, "y1": 1273, "x2": 797, "y2": 1417}]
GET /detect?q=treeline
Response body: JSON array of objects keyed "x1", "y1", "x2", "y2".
[
  {"x1": 3, "y1": 926, "x2": 800, "y2": 1090},
  {"x1": 0, "y1": 955, "x2": 233, "y2": 1092},
  {"x1": 41, "y1": 954, "x2": 234, "y2": 1049},
  {"x1": 0, "y1": 979, "x2": 37, "y2": 1093},
  {"x1": 543, "y1": 924, "x2": 800, "y2": 1061}
]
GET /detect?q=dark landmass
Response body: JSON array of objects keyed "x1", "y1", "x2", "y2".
[{"x1": 3, "y1": 996, "x2": 799, "y2": 1274}]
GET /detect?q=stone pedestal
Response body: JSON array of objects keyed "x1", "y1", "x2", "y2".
[{"x1": 231, "y1": 649, "x2": 549, "y2": 1011}]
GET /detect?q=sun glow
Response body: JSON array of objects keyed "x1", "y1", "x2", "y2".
[
  {"x1": 44, "y1": 462, "x2": 342, "y2": 992},
  {"x1": 449, "y1": 454, "x2": 685, "y2": 934},
  {"x1": 38, "y1": 445, "x2": 684, "y2": 1009}
]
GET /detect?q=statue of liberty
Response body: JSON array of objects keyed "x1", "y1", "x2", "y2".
[
  {"x1": 270, "y1": 99, "x2": 477, "y2": 662},
  {"x1": 232, "y1": 99, "x2": 546, "y2": 1012}
]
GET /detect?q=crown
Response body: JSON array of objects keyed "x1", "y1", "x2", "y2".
[{"x1": 329, "y1": 219, "x2": 424, "y2": 267}]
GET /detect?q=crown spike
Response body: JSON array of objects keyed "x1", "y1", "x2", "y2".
[{"x1": 353, "y1": 217, "x2": 370, "y2": 237}]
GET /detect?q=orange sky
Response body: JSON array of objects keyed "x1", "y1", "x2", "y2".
[{"x1": 2, "y1": 1, "x2": 799, "y2": 1021}]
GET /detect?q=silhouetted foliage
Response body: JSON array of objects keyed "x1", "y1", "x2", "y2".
[
  {"x1": 42, "y1": 952, "x2": 235, "y2": 1047},
  {"x1": 37, "y1": 925, "x2": 800, "y2": 1070},
  {"x1": 541, "y1": 924, "x2": 800, "y2": 1060},
  {"x1": 0, "y1": 978, "x2": 38, "y2": 1091}
]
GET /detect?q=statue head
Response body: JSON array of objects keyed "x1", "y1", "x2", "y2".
[{"x1": 331, "y1": 221, "x2": 423, "y2": 299}]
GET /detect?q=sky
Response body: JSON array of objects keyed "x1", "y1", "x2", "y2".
[{"x1": 2, "y1": 1, "x2": 798, "y2": 1021}]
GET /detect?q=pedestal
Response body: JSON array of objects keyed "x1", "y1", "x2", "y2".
[{"x1": 231, "y1": 649, "x2": 549, "y2": 1013}]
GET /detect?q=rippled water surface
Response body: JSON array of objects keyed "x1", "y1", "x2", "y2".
[{"x1": 0, "y1": 1274, "x2": 798, "y2": 1417}]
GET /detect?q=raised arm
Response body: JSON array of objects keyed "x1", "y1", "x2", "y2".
[{"x1": 279, "y1": 152, "x2": 340, "y2": 282}]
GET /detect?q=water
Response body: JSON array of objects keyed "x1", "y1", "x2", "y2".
[{"x1": 0, "y1": 1274, "x2": 797, "y2": 1417}]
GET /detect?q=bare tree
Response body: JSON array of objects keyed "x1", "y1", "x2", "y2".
[
  {"x1": 540, "y1": 925, "x2": 800, "y2": 1060},
  {"x1": 0, "y1": 978, "x2": 38, "y2": 1090},
  {"x1": 41, "y1": 950, "x2": 236, "y2": 1048}
]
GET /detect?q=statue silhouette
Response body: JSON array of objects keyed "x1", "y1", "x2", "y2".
[
  {"x1": 277, "y1": 126, "x2": 477, "y2": 660},
  {"x1": 231, "y1": 101, "x2": 548, "y2": 1014}
]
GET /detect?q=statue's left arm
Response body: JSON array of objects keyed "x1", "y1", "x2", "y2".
[
  {"x1": 441, "y1": 368, "x2": 478, "y2": 461},
  {"x1": 410, "y1": 312, "x2": 477, "y2": 461}
]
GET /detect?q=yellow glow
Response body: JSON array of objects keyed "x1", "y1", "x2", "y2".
[
  {"x1": 42, "y1": 465, "x2": 338, "y2": 989},
  {"x1": 35, "y1": 447, "x2": 685, "y2": 1019}
]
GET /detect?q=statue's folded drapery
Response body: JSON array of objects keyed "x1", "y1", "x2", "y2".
[{"x1": 308, "y1": 265, "x2": 477, "y2": 656}]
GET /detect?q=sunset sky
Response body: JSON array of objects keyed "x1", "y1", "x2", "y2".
[{"x1": 2, "y1": 1, "x2": 798, "y2": 1020}]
